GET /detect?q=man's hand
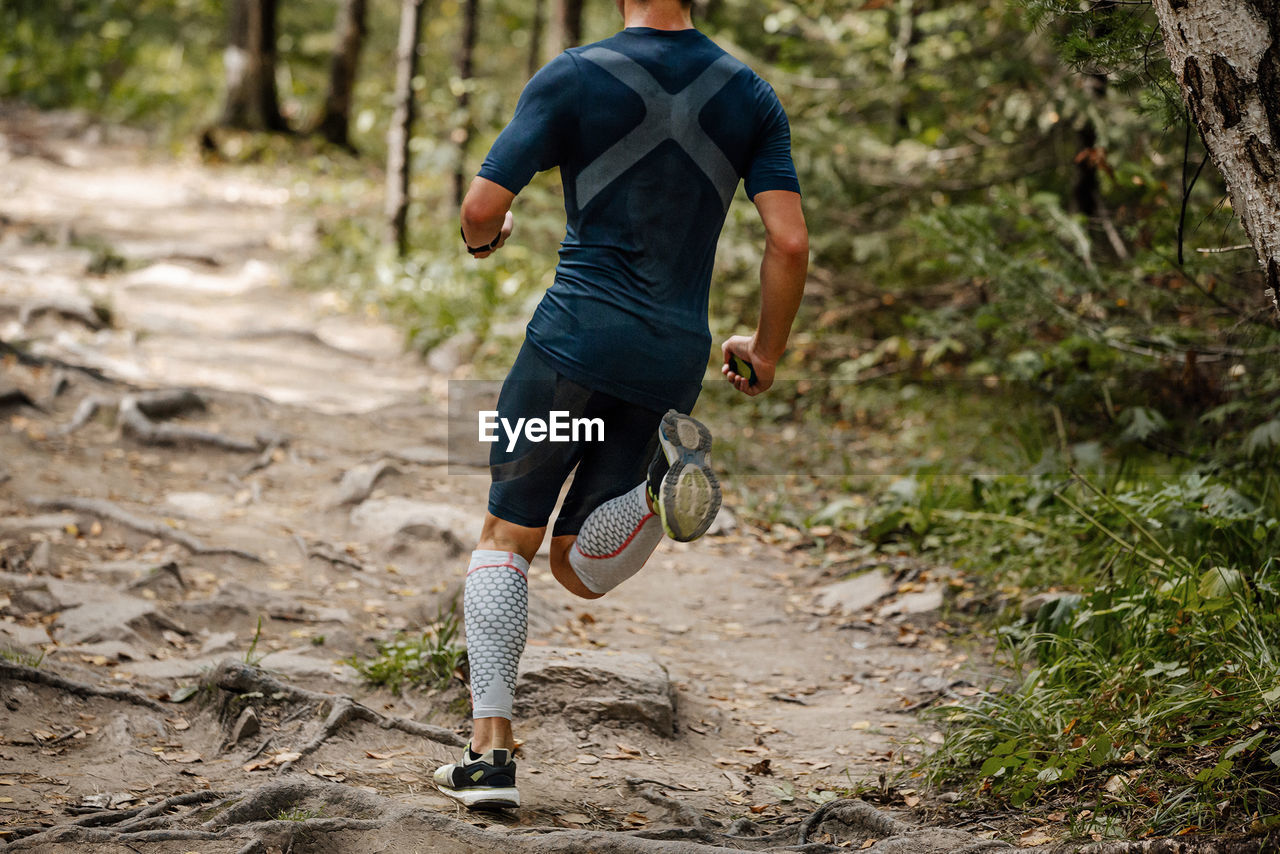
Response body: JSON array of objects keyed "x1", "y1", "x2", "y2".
[{"x1": 721, "y1": 335, "x2": 775, "y2": 396}]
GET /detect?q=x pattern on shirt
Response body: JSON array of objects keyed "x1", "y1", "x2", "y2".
[{"x1": 576, "y1": 47, "x2": 742, "y2": 211}]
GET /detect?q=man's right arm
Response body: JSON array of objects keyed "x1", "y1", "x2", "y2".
[
  {"x1": 721, "y1": 189, "x2": 808, "y2": 395},
  {"x1": 461, "y1": 178, "x2": 516, "y2": 259},
  {"x1": 462, "y1": 53, "x2": 577, "y2": 260}
]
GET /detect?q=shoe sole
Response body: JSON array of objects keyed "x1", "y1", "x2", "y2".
[
  {"x1": 656, "y1": 411, "x2": 721, "y2": 542},
  {"x1": 435, "y1": 783, "x2": 520, "y2": 809}
]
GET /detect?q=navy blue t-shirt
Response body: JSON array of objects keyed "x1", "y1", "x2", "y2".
[{"x1": 478, "y1": 27, "x2": 800, "y2": 413}]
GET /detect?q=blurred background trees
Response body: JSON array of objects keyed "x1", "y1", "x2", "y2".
[{"x1": 2, "y1": 0, "x2": 1279, "y2": 837}]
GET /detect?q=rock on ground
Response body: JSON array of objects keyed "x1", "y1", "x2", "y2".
[{"x1": 516, "y1": 646, "x2": 677, "y2": 736}]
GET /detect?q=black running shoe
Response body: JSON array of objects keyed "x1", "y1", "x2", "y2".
[
  {"x1": 646, "y1": 410, "x2": 722, "y2": 542},
  {"x1": 433, "y1": 743, "x2": 519, "y2": 809}
]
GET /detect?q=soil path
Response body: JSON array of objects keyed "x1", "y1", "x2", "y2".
[{"x1": 0, "y1": 106, "x2": 991, "y2": 853}]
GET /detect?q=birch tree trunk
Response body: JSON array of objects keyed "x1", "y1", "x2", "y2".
[
  {"x1": 386, "y1": 0, "x2": 426, "y2": 256},
  {"x1": 453, "y1": 0, "x2": 481, "y2": 207},
  {"x1": 317, "y1": 0, "x2": 368, "y2": 149},
  {"x1": 1152, "y1": 0, "x2": 1280, "y2": 314},
  {"x1": 219, "y1": 0, "x2": 286, "y2": 131}
]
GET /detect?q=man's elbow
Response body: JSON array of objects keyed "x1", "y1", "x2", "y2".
[
  {"x1": 460, "y1": 197, "x2": 500, "y2": 233},
  {"x1": 769, "y1": 228, "x2": 809, "y2": 261}
]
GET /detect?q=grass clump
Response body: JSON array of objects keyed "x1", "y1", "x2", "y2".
[
  {"x1": 911, "y1": 471, "x2": 1280, "y2": 837},
  {"x1": 347, "y1": 602, "x2": 466, "y2": 694},
  {"x1": 0, "y1": 648, "x2": 45, "y2": 668}
]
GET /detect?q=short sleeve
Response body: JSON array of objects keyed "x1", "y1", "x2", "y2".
[
  {"x1": 478, "y1": 53, "x2": 579, "y2": 194},
  {"x1": 743, "y1": 78, "x2": 801, "y2": 200}
]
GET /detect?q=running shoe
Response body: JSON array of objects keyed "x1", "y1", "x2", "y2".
[
  {"x1": 433, "y1": 743, "x2": 520, "y2": 809},
  {"x1": 647, "y1": 410, "x2": 722, "y2": 542}
]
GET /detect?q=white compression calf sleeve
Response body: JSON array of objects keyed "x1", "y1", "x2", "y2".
[
  {"x1": 569, "y1": 483, "x2": 664, "y2": 595},
  {"x1": 464, "y1": 550, "x2": 528, "y2": 720}
]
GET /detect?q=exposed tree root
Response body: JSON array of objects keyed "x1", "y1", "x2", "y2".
[
  {"x1": 18, "y1": 300, "x2": 106, "y2": 331},
  {"x1": 3, "y1": 774, "x2": 1269, "y2": 854},
  {"x1": 57, "y1": 394, "x2": 113, "y2": 435},
  {"x1": 119, "y1": 395, "x2": 261, "y2": 452},
  {"x1": 55, "y1": 388, "x2": 262, "y2": 453},
  {"x1": 0, "y1": 659, "x2": 167, "y2": 712},
  {"x1": 67, "y1": 789, "x2": 228, "y2": 831},
  {"x1": 627, "y1": 779, "x2": 715, "y2": 831},
  {"x1": 0, "y1": 339, "x2": 110, "y2": 381},
  {"x1": 0, "y1": 386, "x2": 43, "y2": 411},
  {"x1": 294, "y1": 535, "x2": 364, "y2": 570},
  {"x1": 210, "y1": 661, "x2": 466, "y2": 763},
  {"x1": 29, "y1": 496, "x2": 263, "y2": 563},
  {"x1": 332, "y1": 458, "x2": 399, "y2": 506},
  {"x1": 240, "y1": 435, "x2": 287, "y2": 477},
  {"x1": 131, "y1": 389, "x2": 206, "y2": 420}
]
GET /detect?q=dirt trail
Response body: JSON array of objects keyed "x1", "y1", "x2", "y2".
[{"x1": 0, "y1": 106, "x2": 997, "y2": 853}]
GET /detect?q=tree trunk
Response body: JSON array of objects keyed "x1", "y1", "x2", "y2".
[
  {"x1": 453, "y1": 0, "x2": 481, "y2": 207},
  {"x1": 1152, "y1": 0, "x2": 1280, "y2": 315},
  {"x1": 553, "y1": 0, "x2": 585, "y2": 52},
  {"x1": 220, "y1": 0, "x2": 287, "y2": 132},
  {"x1": 890, "y1": 0, "x2": 920, "y2": 133},
  {"x1": 316, "y1": 0, "x2": 367, "y2": 150},
  {"x1": 528, "y1": 0, "x2": 545, "y2": 77},
  {"x1": 386, "y1": 0, "x2": 426, "y2": 256}
]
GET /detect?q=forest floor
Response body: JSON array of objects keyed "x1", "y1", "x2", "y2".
[{"x1": 0, "y1": 105, "x2": 1075, "y2": 853}]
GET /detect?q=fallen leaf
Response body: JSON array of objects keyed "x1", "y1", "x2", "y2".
[
  {"x1": 621, "y1": 811, "x2": 648, "y2": 827},
  {"x1": 575, "y1": 754, "x2": 600, "y2": 765},
  {"x1": 396, "y1": 773, "x2": 421, "y2": 783},
  {"x1": 559, "y1": 813, "x2": 591, "y2": 825},
  {"x1": 159, "y1": 751, "x2": 202, "y2": 764},
  {"x1": 1018, "y1": 831, "x2": 1055, "y2": 847},
  {"x1": 0, "y1": 797, "x2": 13, "y2": 804},
  {"x1": 0, "y1": 779, "x2": 15, "y2": 785},
  {"x1": 308, "y1": 767, "x2": 346, "y2": 782},
  {"x1": 168, "y1": 718, "x2": 190, "y2": 731},
  {"x1": 904, "y1": 795, "x2": 920, "y2": 807},
  {"x1": 850, "y1": 721, "x2": 871, "y2": 731},
  {"x1": 861, "y1": 840, "x2": 877, "y2": 850}
]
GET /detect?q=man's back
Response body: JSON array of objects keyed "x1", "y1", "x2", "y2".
[{"x1": 479, "y1": 27, "x2": 799, "y2": 412}]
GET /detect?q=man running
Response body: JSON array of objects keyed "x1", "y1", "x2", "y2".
[{"x1": 433, "y1": 0, "x2": 808, "y2": 808}]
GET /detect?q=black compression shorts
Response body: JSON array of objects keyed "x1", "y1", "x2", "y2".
[{"x1": 487, "y1": 341, "x2": 665, "y2": 537}]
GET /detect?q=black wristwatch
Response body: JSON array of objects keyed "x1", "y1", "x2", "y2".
[{"x1": 462, "y1": 227, "x2": 501, "y2": 256}]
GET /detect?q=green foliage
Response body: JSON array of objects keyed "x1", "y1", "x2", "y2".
[
  {"x1": 347, "y1": 601, "x2": 467, "y2": 694},
  {"x1": 243, "y1": 615, "x2": 265, "y2": 666},
  {"x1": 0, "y1": 648, "x2": 45, "y2": 668},
  {"x1": 273, "y1": 806, "x2": 323, "y2": 821},
  {"x1": 892, "y1": 470, "x2": 1280, "y2": 835}
]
